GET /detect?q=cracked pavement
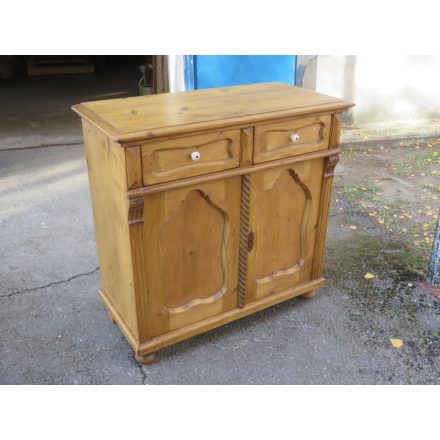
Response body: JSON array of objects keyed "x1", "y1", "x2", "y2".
[
  {"x1": 1, "y1": 267, "x2": 99, "y2": 299},
  {"x1": 1, "y1": 72, "x2": 439, "y2": 384},
  {"x1": 1, "y1": 142, "x2": 439, "y2": 384}
]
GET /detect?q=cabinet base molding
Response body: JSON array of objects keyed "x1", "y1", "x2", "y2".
[
  {"x1": 136, "y1": 277, "x2": 324, "y2": 357},
  {"x1": 101, "y1": 279, "x2": 324, "y2": 359}
]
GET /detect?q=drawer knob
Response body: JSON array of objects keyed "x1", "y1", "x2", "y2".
[
  {"x1": 290, "y1": 133, "x2": 300, "y2": 143},
  {"x1": 190, "y1": 151, "x2": 201, "y2": 161}
]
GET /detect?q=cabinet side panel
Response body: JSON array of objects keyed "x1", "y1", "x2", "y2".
[{"x1": 82, "y1": 121, "x2": 139, "y2": 343}]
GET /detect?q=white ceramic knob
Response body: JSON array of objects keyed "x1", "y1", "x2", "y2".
[
  {"x1": 290, "y1": 133, "x2": 300, "y2": 143},
  {"x1": 190, "y1": 151, "x2": 201, "y2": 161}
]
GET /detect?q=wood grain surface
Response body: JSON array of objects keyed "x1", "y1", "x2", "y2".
[
  {"x1": 72, "y1": 82, "x2": 353, "y2": 143},
  {"x1": 74, "y1": 85, "x2": 352, "y2": 363}
]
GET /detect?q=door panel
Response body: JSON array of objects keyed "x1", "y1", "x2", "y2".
[
  {"x1": 253, "y1": 169, "x2": 309, "y2": 279},
  {"x1": 185, "y1": 55, "x2": 296, "y2": 90},
  {"x1": 143, "y1": 177, "x2": 241, "y2": 335},
  {"x1": 160, "y1": 190, "x2": 225, "y2": 310},
  {"x1": 245, "y1": 159, "x2": 324, "y2": 301}
]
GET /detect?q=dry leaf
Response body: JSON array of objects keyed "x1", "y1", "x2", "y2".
[
  {"x1": 364, "y1": 272, "x2": 375, "y2": 280},
  {"x1": 349, "y1": 225, "x2": 358, "y2": 230},
  {"x1": 390, "y1": 338, "x2": 404, "y2": 348}
]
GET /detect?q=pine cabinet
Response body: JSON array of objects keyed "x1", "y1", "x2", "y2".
[{"x1": 73, "y1": 82, "x2": 353, "y2": 364}]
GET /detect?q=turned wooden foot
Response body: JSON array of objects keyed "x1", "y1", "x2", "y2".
[
  {"x1": 302, "y1": 290, "x2": 316, "y2": 299},
  {"x1": 135, "y1": 352, "x2": 157, "y2": 365},
  {"x1": 107, "y1": 311, "x2": 116, "y2": 324}
]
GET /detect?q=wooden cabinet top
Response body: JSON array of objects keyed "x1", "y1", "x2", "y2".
[{"x1": 72, "y1": 82, "x2": 353, "y2": 144}]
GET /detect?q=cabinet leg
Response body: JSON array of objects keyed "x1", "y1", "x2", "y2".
[
  {"x1": 107, "y1": 311, "x2": 116, "y2": 324},
  {"x1": 135, "y1": 352, "x2": 157, "y2": 365},
  {"x1": 302, "y1": 290, "x2": 316, "y2": 299}
]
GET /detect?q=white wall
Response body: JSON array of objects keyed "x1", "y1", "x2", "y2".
[
  {"x1": 168, "y1": 55, "x2": 186, "y2": 93},
  {"x1": 168, "y1": 55, "x2": 440, "y2": 124},
  {"x1": 312, "y1": 55, "x2": 440, "y2": 123}
]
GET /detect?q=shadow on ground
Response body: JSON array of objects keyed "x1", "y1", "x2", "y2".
[
  {"x1": 1, "y1": 144, "x2": 439, "y2": 384},
  {"x1": 0, "y1": 72, "x2": 439, "y2": 384}
]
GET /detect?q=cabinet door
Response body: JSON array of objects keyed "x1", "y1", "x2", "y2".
[
  {"x1": 243, "y1": 159, "x2": 324, "y2": 302},
  {"x1": 142, "y1": 177, "x2": 241, "y2": 337}
]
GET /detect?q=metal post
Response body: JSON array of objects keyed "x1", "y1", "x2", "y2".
[{"x1": 427, "y1": 212, "x2": 440, "y2": 287}]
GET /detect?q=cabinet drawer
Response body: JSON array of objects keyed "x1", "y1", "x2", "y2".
[
  {"x1": 141, "y1": 129, "x2": 240, "y2": 185},
  {"x1": 253, "y1": 115, "x2": 331, "y2": 164}
]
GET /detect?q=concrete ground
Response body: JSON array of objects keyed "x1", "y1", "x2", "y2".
[{"x1": 1, "y1": 70, "x2": 439, "y2": 384}]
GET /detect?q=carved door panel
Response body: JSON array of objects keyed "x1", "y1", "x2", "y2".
[
  {"x1": 143, "y1": 177, "x2": 241, "y2": 336},
  {"x1": 243, "y1": 159, "x2": 324, "y2": 302}
]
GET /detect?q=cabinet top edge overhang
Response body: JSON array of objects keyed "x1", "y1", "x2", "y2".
[{"x1": 72, "y1": 82, "x2": 354, "y2": 145}]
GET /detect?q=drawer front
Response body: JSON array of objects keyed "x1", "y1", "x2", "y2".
[
  {"x1": 253, "y1": 114, "x2": 331, "y2": 164},
  {"x1": 141, "y1": 129, "x2": 240, "y2": 185}
]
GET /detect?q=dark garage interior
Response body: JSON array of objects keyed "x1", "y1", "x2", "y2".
[{"x1": 0, "y1": 55, "x2": 170, "y2": 150}]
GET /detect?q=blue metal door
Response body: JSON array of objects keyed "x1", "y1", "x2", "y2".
[{"x1": 184, "y1": 55, "x2": 296, "y2": 90}]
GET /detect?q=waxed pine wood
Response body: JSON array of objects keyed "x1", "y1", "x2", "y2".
[
  {"x1": 244, "y1": 159, "x2": 324, "y2": 302},
  {"x1": 140, "y1": 129, "x2": 240, "y2": 184},
  {"x1": 73, "y1": 82, "x2": 351, "y2": 143},
  {"x1": 142, "y1": 178, "x2": 241, "y2": 335},
  {"x1": 73, "y1": 83, "x2": 353, "y2": 364},
  {"x1": 253, "y1": 114, "x2": 331, "y2": 163},
  {"x1": 81, "y1": 121, "x2": 139, "y2": 349}
]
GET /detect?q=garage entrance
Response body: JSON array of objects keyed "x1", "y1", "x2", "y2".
[{"x1": 0, "y1": 55, "x2": 169, "y2": 150}]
